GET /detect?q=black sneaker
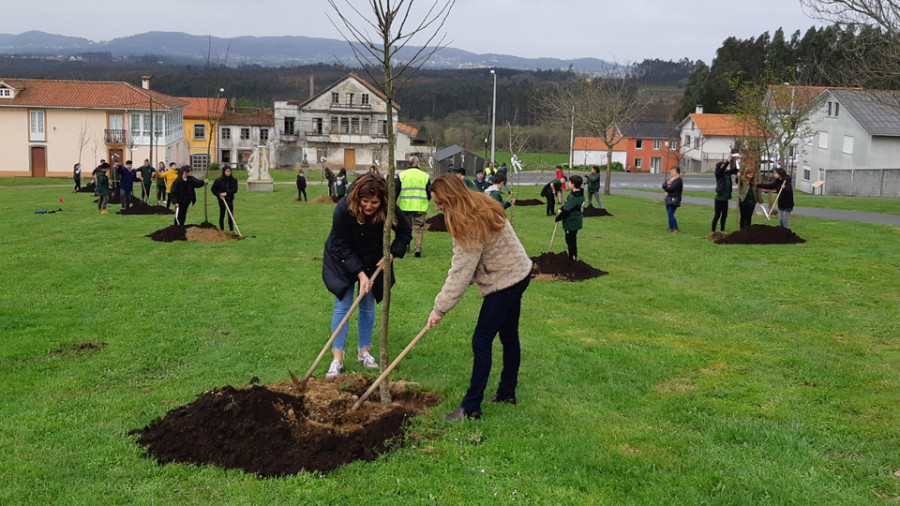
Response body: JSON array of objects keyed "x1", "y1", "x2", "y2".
[
  {"x1": 414, "y1": 252, "x2": 421, "y2": 258},
  {"x1": 486, "y1": 395, "x2": 517, "y2": 405}
]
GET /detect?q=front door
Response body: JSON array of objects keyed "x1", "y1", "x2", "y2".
[
  {"x1": 108, "y1": 149, "x2": 124, "y2": 166},
  {"x1": 344, "y1": 149, "x2": 356, "y2": 170},
  {"x1": 30, "y1": 146, "x2": 46, "y2": 177}
]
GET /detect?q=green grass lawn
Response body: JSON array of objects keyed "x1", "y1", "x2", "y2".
[{"x1": 1, "y1": 183, "x2": 899, "y2": 504}]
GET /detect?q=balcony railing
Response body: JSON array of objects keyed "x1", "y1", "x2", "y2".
[
  {"x1": 105, "y1": 129, "x2": 126, "y2": 144},
  {"x1": 280, "y1": 130, "x2": 299, "y2": 142},
  {"x1": 329, "y1": 103, "x2": 372, "y2": 111}
]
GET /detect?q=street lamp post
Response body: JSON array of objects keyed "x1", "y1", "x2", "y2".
[{"x1": 490, "y1": 69, "x2": 497, "y2": 166}]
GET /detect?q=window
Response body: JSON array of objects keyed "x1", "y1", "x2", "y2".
[
  {"x1": 351, "y1": 117, "x2": 360, "y2": 134},
  {"x1": 361, "y1": 93, "x2": 369, "y2": 105},
  {"x1": 802, "y1": 167, "x2": 811, "y2": 181},
  {"x1": 30, "y1": 110, "x2": 45, "y2": 141},
  {"x1": 221, "y1": 150, "x2": 231, "y2": 164},
  {"x1": 283, "y1": 117, "x2": 295, "y2": 135},
  {"x1": 818, "y1": 132, "x2": 829, "y2": 149},
  {"x1": 0, "y1": 87, "x2": 12, "y2": 98},
  {"x1": 361, "y1": 117, "x2": 370, "y2": 134},
  {"x1": 635, "y1": 139, "x2": 643, "y2": 150},
  {"x1": 331, "y1": 92, "x2": 339, "y2": 103},
  {"x1": 380, "y1": 120, "x2": 387, "y2": 135},
  {"x1": 221, "y1": 128, "x2": 231, "y2": 140},
  {"x1": 341, "y1": 117, "x2": 350, "y2": 134},
  {"x1": 650, "y1": 157, "x2": 662, "y2": 173},
  {"x1": 653, "y1": 139, "x2": 662, "y2": 150},
  {"x1": 194, "y1": 124, "x2": 206, "y2": 141},
  {"x1": 827, "y1": 101, "x2": 840, "y2": 117},
  {"x1": 670, "y1": 139, "x2": 679, "y2": 150},
  {"x1": 633, "y1": 158, "x2": 643, "y2": 169},
  {"x1": 331, "y1": 116, "x2": 339, "y2": 132},
  {"x1": 240, "y1": 128, "x2": 250, "y2": 140},
  {"x1": 818, "y1": 168, "x2": 825, "y2": 181},
  {"x1": 317, "y1": 148, "x2": 328, "y2": 162},
  {"x1": 842, "y1": 136, "x2": 854, "y2": 154},
  {"x1": 347, "y1": 93, "x2": 354, "y2": 105},
  {"x1": 260, "y1": 128, "x2": 269, "y2": 142},
  {"x1": 684, "y1": 135, "x2": 691, "y2": 148},
  {"x1": 693, "y1": 137, "x2": 700, "y2": 149},
  {"x1": 313, "y1": 118, "x2": 323, "y2": 134},
  {"x1": 190, "y1": 153, "x2": 209, "y2": 172}
]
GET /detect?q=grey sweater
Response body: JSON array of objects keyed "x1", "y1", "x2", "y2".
[{"x1": 433, "y1": 221, "x2": 533, "y2": 316}]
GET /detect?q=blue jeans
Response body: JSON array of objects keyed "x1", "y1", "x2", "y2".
[
  {"x1": 331, "y1": 286, "x2": 375, "y2": 353},
  {"x1": 666, "y1": 205, "x2": 679, "y2": 231},
  {"x1": 588, "y1": 191, "x2": 603, "y2": 208},
  {"x1": 120, "y1": 188, "x2": 133, "y2": 210},
  {"x1": 460, "y1": 275, "x2": 530, "y2": 413}
]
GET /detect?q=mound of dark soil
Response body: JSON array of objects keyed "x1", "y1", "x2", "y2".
[
  {"x1": 583, "y1": 207, "x2": 613, "y2": 217},
  {"x1": 514, "y1": 199, "x2": 543, "y2": 206},
  {"x1": 530, "y1": 252, "x2": 608, "y2": 281},
  {"x1": 425, "y1": 213, "x2": 446, "y2": 232},
  {"x1": 147, "y1": 222, "x2": 218, "y2": 242},
  {"x1": 130, "y1": 377, "x2": 441, "y2": 477},
  {"x1": 76, "y1": 184, "x2": 95, "y2": 193},
  {"x1": 108, "y1": 193, "x2": 142, "y2": 205},
  {"x1": 714, "y1": 225, "x2": 805, "y2": 245},
  {"x1": 118, "y1": 201, "x2": 174, "y2": 215},
  {"x1": 311, "y1": 195, "x2": 340, "y2": 204}
]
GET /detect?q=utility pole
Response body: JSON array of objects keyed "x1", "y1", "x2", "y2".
[{"x1": 490, "y1": 69, "x2": 497, "y2": 166}]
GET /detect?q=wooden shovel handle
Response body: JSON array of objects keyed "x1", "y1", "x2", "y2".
[{"x1": 350, "y1": 324, "x2": 429, "y2": 411}]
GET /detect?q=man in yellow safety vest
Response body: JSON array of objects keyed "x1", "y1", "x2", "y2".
[{"x1": 397, "y1": 155, "x2": 431, "y2": 257}]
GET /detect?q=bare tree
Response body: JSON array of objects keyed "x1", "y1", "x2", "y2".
[
  {"x1": 800, "y1": 0, "x2": 900, "y2": 34},
  {"x1": 544, "y1": 69, "x2": 645, "y2": 195},
  {"x1": 505, "y1": 118, "x2": 529, "y2": 226},
  {"x1": 75, "y1": 119, "x2": 93, "y2": 167},
  {"x1": 328, "y1": 0, "x2": 454, "y2": 402}
]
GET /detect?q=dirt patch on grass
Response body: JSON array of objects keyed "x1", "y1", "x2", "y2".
[
  {"x1": 714, "y1": 225, "x2": 805, "y2": 245},
  {"x1": 310, "y1": 195, "x2": 340, "y2": 204},
  {"x1": 146, "y1": 222, "x2": 235, "y2": 243},
  {"x1": 425, "y1": 213, "x2": 446, "y2": 232},
  {"x1": 514, "y1": 199, "x2": 543, "y2": 206},
  {"x1": 530, "y1": 252, "x2": 608, "y2": 281},
  {"x1": 117, "y1": 201, "x2": 174, "y2": 215},
  {"x1": 130, "y1": 376, "x2": 442, "y2": 477},
  {"x1": 51, "y1": 341, "x2": 107, "y2": 356},
  {"x1": 583, "y1": 207, "x2": 613, "y2": 217}
]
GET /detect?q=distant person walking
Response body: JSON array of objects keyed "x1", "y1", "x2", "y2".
[
  {"x1": 662, "y1": 166, "x2": 683, "y2": 233},
  {"x1": 397, "y1": 155, "x2": 431, "y2": 258},
  {"x1": 295, "y1": 169, "x2": 307, "y2": 201},
  {"x1": 72, "y1": 163, "x2": 82, "y2": 192}
]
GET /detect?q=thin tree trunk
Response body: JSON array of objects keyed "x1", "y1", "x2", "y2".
[
  {"x1": 379, "y1": 34, "x2": 396, "y2": 405},
  {"x1": 604, "y1": 147, "x2": 613, "y2": 195}
]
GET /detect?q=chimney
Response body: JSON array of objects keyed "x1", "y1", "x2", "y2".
[
  {"x1": 695, "y1": 104, "x2": 704, "y2": 114},
  {"x1": 141, "y1": 76, "x2": 151, "y2": 90},
  {"x1": 309, "y1": 74, "x2": 315, "y2": 100}
]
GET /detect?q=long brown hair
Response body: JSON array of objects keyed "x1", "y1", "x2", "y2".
[
  {"x1": 348, "y1": 174, "x2": 388, "y2": 225},
  {"x1": 431, "y1": 174, "x2": 506, "y2": 247},
  {"x1": 742, "y1": 167, "x2": 757, "y2": 185}
]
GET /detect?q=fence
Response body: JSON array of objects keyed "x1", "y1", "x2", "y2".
[{"x1": 824, "y1": 168, "x2": 900, "y2": 198}]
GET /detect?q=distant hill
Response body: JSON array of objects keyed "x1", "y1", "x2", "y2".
[{"x1": 0, "y1": 30, "x2": 614, "y2": 73}]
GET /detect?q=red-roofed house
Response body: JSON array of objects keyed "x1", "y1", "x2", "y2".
[
  {"x1": 676, "y1": 106, "x2": 768, "y2": 172},
  {"x1": 574, "y1": 122, "x2": 680, "y2": 174},
  {"x1": 273, "y1": 73, "x2": 417, "y2": 171},
  {"x1": 179, "y1": 96, "x2": 228, "y2": 170},
  {"x1": 0, "y1": 76, "x2": 189, "y2": 177},
  {"x1": 572, "y1": 135, "x2": 627, "y2": 168}
]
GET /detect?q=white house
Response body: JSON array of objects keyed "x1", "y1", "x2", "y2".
[
  {"x1": 218, "y1": 108, "x2": 274, "y2": 169},
  {"x1": 676, "y1": 106, "x2": 766, "y2": 173},
  {"x1": 272, "y1": 73, "x2": 417, "y2": 172},
  {"x1": 797, "y1": 89, "x2": 900, "y2": 197}
]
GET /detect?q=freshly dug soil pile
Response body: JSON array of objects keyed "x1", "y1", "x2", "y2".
[
  {"x1": 108, "y1": 193, "x2": 142, "y2": 205},
  {"x1": 582, "y1": 207, "x2": 613, "y2": 217},
  {"x1": 76, "y1": 184, "x2": 95, "y2": 193},
  {"x1": 185, "y1": 227, "x2": 238, "y2": 242},
  {"x1": 425, "y1": 213, "x2": 446, "y2": 232},
  {"x1": 310, "y1": 195, "x2": 340, "y2": 204},
  {"x1": 130, "y1": 376, "x2": 441, "y2": 477},
  {"x1": 514, "y1": 199, "x2": 543, "y2": 206},
  {"x1": 530, "y1": 252, "x2": 608, "y2": 281},
  {"x1": 714, "y1": 225, "x2": 805, "y2": 245},
  {"x1": 147, "y1": 222, "x2": 218, "y2": 243},
  {"x1": 118, "y1": 201, "x2": 174, "y2": 215}
]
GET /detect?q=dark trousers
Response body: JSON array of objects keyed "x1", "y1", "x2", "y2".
[
  {"x1": 460, "y1": 275, "x2": 530, "y2": 413},
  {"x1": 218, "y1": 199, "x2": 235, "y2": 231},
  {"x1": 565, "y1": 230, "x2": 578, "y2": 261},
  {"x1": 74, "y1": 179, "x2": 81, "y2": 191},
  {"x1": 739, "y1": 202, "x2": 754, "y2": 229},
  {"x1": 297, "y1": 187, "x2": 307, "y2": 201},
  {"x1": 157, "y1": 186, "x2": 166, "y2": 204},
  {"x1": 545, "y1": 195, "x2": 555, "y2": 216},
  {"x1": 141, "y1": 182, "x2": 152, "y2": 202},
  {"x1": 712, "y1": 199, "x2": 729, "y2": 231},
  {"x1": 120, "y1": 188, "x2": 133, "y2": 210},
  {"x1": 174, "y1": 203, "x2": 191, "y2": 226}
]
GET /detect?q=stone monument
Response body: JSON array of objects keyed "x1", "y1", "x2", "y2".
[{"x1": 247, "y1": 145, "x2": 274, "y2": 192}]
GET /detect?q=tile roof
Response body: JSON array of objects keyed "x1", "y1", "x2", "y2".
[
  {"x1": 767, "y1": 84, "x2": 859, "y2": 110},
  {"x1": 620, "y1": 121, "x2": 678, "y2": 139},
  {"x1": 828, "y1": 89, "x2": 900, "y2": 136},
  {"x1": 299, "y1": 73, "x2": 400, "y2": 109},
  {"x1": 220, "y1": 108, "x2": 274, "y2": 127},
  {"x1": 397, "y1": 122, "x2": 418, "y2": 137},
  {"x1": 0, "y1": 78, "x2": 189, "y2": 110},
  {"x1": 179, "y1": 97, "x2": 228, "y2": 119},
  {"x1": 689, "y1": 113, "x2": 768, "y2": 137}
]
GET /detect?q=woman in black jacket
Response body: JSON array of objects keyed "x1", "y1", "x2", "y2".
[
  {"x1": 170, "y1": 165, "x2": 208, "y2": 226},
  {"x1": 712, "y1": 156, "x2": 739, "y2": 232},
  {"x1": 321, "y1": 174, "x2": 412, "y2": 379},
  {"x1": 211, "y1": 167, "x2": 239, "y2": 231},
  {"x1": 662, "y1": 166, "x2": 683, "y2": 233},
  {"x1": 757, "y1": 168, "x2": 795, "y2": 230}
]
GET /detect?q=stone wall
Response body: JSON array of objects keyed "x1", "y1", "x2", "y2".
[{"x1": 825, "y1": 168, "x2": 900, "y2": 197}]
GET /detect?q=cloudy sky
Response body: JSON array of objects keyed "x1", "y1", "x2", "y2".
[{"x1": 2, "y1": 0, "x2": 822, "y2": 64}]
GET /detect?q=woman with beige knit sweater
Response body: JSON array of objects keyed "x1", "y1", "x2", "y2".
[{"x1": 427, "y1": 174, "x2": 533, "y2": 421}]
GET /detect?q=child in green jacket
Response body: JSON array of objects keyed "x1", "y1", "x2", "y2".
[
  {"x1": 585, "y1": 166, "x2": 603, "y2": 208},
  {"x1": 485, "y1": 173, "x2": 513, "y2": 209},
  {"x1": 93, "y1": 163, "x2": 111, "y2": 214},
  {"x1": 556, "y1": 175, "x2": 584, "y2": 261}
]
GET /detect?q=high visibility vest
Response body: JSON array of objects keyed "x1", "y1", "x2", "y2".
[{"x1": 398, "y1": 168, "x2": 430, "y2": 212}]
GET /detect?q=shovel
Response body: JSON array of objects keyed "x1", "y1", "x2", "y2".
[
  {"x1": 350, "y1": 324, "x2": 429, "y2": 412},
  {"x1": 221, "y1": 197, "x2": 243, "y2": 238},
  {"x1": 290, "y1": 264, "x2": 384, "y2": 390},
  {"x1": 764, "y1": 185, "x2": 785, "y2": 224},
  {"x1": 546, "y1": 221, "x2": 559, "y2": 253}
]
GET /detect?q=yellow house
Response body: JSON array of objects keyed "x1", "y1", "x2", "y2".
[
  {"x1": 0, "y1": 76, "x2": 189, "y2": 177},
  {"x1": 179, "y1": 97, "x2": 228, "y2": 170}
]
